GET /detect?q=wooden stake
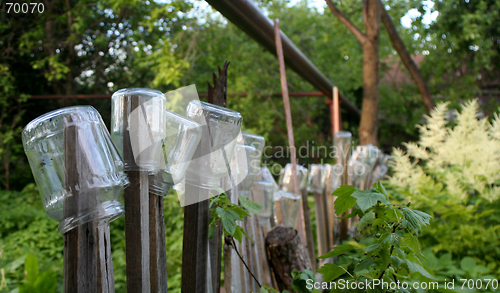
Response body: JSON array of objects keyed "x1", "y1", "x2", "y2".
[
  {"x1": 274, "y1": 18, "x2": 313, "y2": 265},
  {"x1": 63, "y1": 120, "x2": 114, "y2": 293},
  {"x1": 122, "y1": 96, "x2": 151, "y2": 293}
]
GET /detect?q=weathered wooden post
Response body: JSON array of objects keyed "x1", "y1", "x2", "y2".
[
  {"x1": 111, "y1": 89, "x2": 167, "y2": 293},
  {"x1": 206, "y1": 62, "x2": 230, "y2": 293},
  {"x1": 182, "y1": 72, "x2": 242, "y2": 292},
  {"x1": 23, "y1": 106, "x2": 127, "y2": 292},
  {"x1": 149, "y1": 109, "x2": 203, "y2": 292},
  {"x1": 334, "y1": 131, "x2": 352, "y2": 242},
  {"x1": 308, "y1": 164, "x2": 328, "y2": 263}
]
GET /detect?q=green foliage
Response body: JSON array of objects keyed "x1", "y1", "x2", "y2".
[
  {"x1": 297, "y1": 182, "x2": 434, "y2": 293},
  {"x1": 209, "y1": 192, "x2": 262, "y2": 243},
  {"x1": 18, "y1": 254, "x2": 57, "y2": 293},
  {"x1": 387, "y1": 100, "x2": 500, "y2": 291}
]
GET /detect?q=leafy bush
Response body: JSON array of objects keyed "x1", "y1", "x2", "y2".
[
  {"x1": 314, "y1": 183, "x2": 434, "y2": 292},
  {"x1": 387, "y1": 100, "x2": 500, "y2": 290}
]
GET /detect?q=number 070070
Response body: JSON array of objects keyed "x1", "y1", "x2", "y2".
[{"x1": 6, "y1": 3, "x2": 45, "y2": 14}]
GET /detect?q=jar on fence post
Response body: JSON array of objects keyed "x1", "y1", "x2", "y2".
[
  {"x1": 250, "y1": 180, "x2": 274, "y2": 225},
  {"x1": 22, "y1": 106, "x2": 128, "y2": 234},
  {"x1": 110, "y1": 88, "x2": 167, "y2": 172},
  {"x1": 333, "y1": 131, "x2": 352, "y2": 185},
  {"x1": 149, "y1": 109, "x2": 202, "y2": 196},
  {"x1": 231, "y1": 143, "x2": 258, "y2": 197},
  {"x1": 307, "y1": 164, "x2": 324, "y2": 194},
  {"x1": 279, "y1": 163, "x2": 308, "y2": 193},
  {"x1": 183, "y1": 101, "x2": 242, "y2": 204}
]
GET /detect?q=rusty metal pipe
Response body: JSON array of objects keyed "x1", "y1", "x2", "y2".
[{"x1": 205, "y1": 0, "x2": 361, "y2": 116}]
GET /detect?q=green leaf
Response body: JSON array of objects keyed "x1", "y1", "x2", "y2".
[
  {"x1": 357, "y1": 211, "x2": 375, "y2": 232},
  {"x1": 318, "y1": 245, "x2": 354, "y2": 259},
  {"x1": 402, "y1": 233, "x2": 421, "y2": 254},
  {"x1": 239, "y1": 195, "x2": 263, "y2": 215},
  {"x1": 460, "y1": 257, "x2": 476, "y2": 272},
  {"x1": 208, "y1": 224, "x2": 216, "y2": 239},
  {"x1": 406, "y1": 259, "x2": 436, "y2": 279},
  {"x1": 216, "y1": 207, "x2": 242, "y2": 236},
  {"x1": 333, "y1": 185, "x2": 357, "y2": 215},
  {"x1": 354, "y1": 258, "x2": 374, "y2": 272},
  {"x1": 34, "y1": 270, "x2": 57, "y2": 293},
  {"x1": 24, "y1": 253, "x2": 39, "y2": 284},
  {"x1": 316, "y1": 263, "x2": 347, "y2": 282},
  {"x1": 233, "y1": 226, "x2": 243, "y2": 243},
  {"x1": 376, "y1": 181, "x2": 389, "y2": 200},
  {"x1": 363, "y1": 243, "x2": 380, "y2": 253},
  {"x1": 351, "y1": 190, "x2": 390, "y2": 212},
  {"x1": 402, "y1": 208, "x2": 432, "y2": 235}
]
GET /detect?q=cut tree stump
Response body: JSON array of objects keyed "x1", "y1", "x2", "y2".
[{"x1": 265, "y1": 226, "x2": 311, "y2": 292}]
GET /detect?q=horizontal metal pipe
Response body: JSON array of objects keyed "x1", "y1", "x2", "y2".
[{"x1": 204, "y1": 0, "x2": 360, "y2": 116}]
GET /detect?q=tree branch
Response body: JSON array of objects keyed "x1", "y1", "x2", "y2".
[
  {"x1": 325, "y1": 0, "x2": 367, "y2": 44},
  {"x1": 379, "y1": 0, "x2": 435, "y2": 112}
]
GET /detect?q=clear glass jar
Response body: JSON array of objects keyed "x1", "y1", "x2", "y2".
[
  {"x1": 184, "y1": 101, "x2": 242, "y2": 190},
  {"x1": 274, "y1": 190, "x2": 301, "y2": 228},
  {"x1": 22, "y1": 106, "x2": 128, "y2": 234},
  {"x1": 230, "y1": 143, "x2": 257, "y2": 195},
  {"x1": 149, "y1": 109, "x2": 202, "y2": 196},
  {"x1": 307, "y1": 164, "x2": 324, "y2": 194},
  {"x1": 321, "y1": 164, "x2": 343, "y2": 195},
  {"x1": 238, "y1": 132, "x2": 265, "y2": 171},
  {"x1": 279, "y1": 163, "x2": 308, "y2": 193},
  {"x1": 111, "y1": 88, "x2": 167, "y2": 171},
  {"x1": 251, "y1": 180, "x2": 274, "y2": 223}
]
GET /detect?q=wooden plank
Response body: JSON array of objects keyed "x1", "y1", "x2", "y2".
[
  {"x1": 301, "y1": 188, "x2": 316, "y2": 271},
  {"x1": 313, "y1": 191, "x2": 328, "y2": 260},
  {"x1": 63, "y1": 120, "x2": 114, "y2": 293},
  {"x1": 149, "y1": 186, "x2": 168, "y2": 293},
  {"x1": 181, "y1": 185, "x2": 210, "y2": 292},
  {"x1": 122, "y1": 96, "x2": 151, "y2": 293}
]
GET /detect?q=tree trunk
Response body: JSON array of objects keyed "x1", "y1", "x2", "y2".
[
  {"x1": 359, "y1": 0, "x2": 381, "y2": 145},
  {"x1": 326, "y1": 0, "x2": 381, "y2": 145},
  {"x1": 379, "y1": 1, "x2": 435, "y2": 112},
  {"x1": 265, "y1": 226, "x2": 311, "y2": 292}
]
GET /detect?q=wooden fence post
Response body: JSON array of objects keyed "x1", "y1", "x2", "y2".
[
  {"x1": 182, "y1": 62, "x2": 230, "y2": 293},
  {"x1": 63, "y1": 120, "x2": 115, "y2": 293}
]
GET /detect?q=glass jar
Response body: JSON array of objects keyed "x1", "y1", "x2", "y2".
[
  {"x1": 274, "y1": 190, "x2": 301, "y2": 228},
  {"x1": 184, "y1": 101, "x2": 242, "y2": 190},
  {"x1": 111, "y1": 88, "x2": 167, "y2": 171},
  {"x1": 251, "y1": 180, "x2": 274, "y2": 224},
  {"x1": 149, "y1": 109, "x2": 202, "y2": 196},
  {"x1": 279, "y1": 163, "x2": 308, "y2": 193},
  {"x1": 321, "y1": 164, "x2": 343, "y2": 195},
  {"x1": 307, "y1": 164, "x2": 324, "y2": 194},
  {"x1": 238, "y1": 132, "x2": 265, "y2": 170},
  {"x1": 22, "y1": 106, "x2": 128, "y2": 234},
  {"x1": 230, "y1": 143, "x2": 257, "y2": 195}
]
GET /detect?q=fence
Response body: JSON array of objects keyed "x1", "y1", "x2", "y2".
[{"x1": 22, "y1": 63, "x2": 391, "y2": 293}]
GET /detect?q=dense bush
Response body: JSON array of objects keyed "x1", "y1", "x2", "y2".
[
  {"x1": 0, "y1": 185, "x2": 184, "y2": 293},
  {"x1": 387, "y1": 100, "x2": 500, "y2": 290}
]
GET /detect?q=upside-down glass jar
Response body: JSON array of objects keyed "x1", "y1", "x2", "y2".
[
  {"x1": 274, "y1": 190, "x2": 301, "y2": 228},
  {"x1": 111, "y1": 88, "x2": 167, "y2": 171},
  {"x1": 184, "y1": 101, "x2": 242, "y2": 191},
  {"x1": 149, "y1": 109, "x2": 202, "y2": 196},
  {"x1": 250, "y1": 180, "x2": 274, "y2": 224},
  {"x1": 279, "y1": 163, "x2": 308, "y2": 193},
  {"x1": 237, "y1": 132, "x2": 265, "y2": 189},
  {"x1": 22, "y1": 106, "x2": 128, "y2": 234},
  {"x1": 321, "y1": 164, "x2": 343, "y2": 195},
  {"x1": 232, "y1": 143, "x2": 258, "y2": 194},
  {"x1": 307, "y1": 164, "x2": 324, "y2": 194}
]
